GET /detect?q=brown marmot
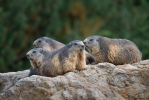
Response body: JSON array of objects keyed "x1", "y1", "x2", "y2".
[
  {"x1": 28, "y1": 40, "x2": 86, "y2": 77},
  {"x1": 33, "y1": 37, "x2": 95, "y2": 64},
  {"x1": 26, "y1": 48, "x2": 50, "y2": 76},
  {"x1": 83, "y1": 36, "x2": 142, "y2": 65}
]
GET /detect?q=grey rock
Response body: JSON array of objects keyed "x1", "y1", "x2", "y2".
[
  {"x1": 0, "y1": 70, "x2": 29, "y2": 93},
  {"x1": 86, "y1": 88, "x2": 106, "y2": 100},
  {"x1": 76, "y1": 89, "x2": 87, "y2": 100},
  {"x1": 63, "y1": 90, "x2": 73, "y2": 100},
  {"x1": 0, "y1": 60, "x2": 149, "y2": 100}
]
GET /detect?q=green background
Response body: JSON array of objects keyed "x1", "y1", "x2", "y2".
[{"x1": 0, "y1": 0, "x2": 149, "y2": 72}]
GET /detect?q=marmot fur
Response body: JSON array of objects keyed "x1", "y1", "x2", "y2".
[
  {"x1": 83, "y1": 36, "x2": 142, "y2": 65},
  {"x1": 33, "y1": 37, "x2": 95, "y2": 64},
  {"x1": 28, "y1": 40, "x2": 86, "y2": 77},
  {"x1": 26, "y1": 48, "x2": 50, "y2": 76}
]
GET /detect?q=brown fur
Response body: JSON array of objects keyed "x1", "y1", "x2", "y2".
[
  {"x1": 76, "y1": 52, "x2": 86, "y2": 70},
  {"x1": 26, "y1": 48, "x2": 45, "y2": 68},
  {"x1": 33, "y1": 37, "x2": 95, "y2": 64},
  {"x1": 28, "y1": 40, "x2": 86, "y2": 77},
  {"x1": 83, "y1": 36, "x2": 142, "y2": 65},
  {"x1": 40, "y1": 40, "x2": 86, "y2": 77},
  {"x1": 26, "y1": 48, "x2": 50, "y2": 76}
]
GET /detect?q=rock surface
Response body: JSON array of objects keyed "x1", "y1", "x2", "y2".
[
  {"x1": 0, "y1": 70, "x2": 29, "y2": 93},
  {"x1": 0, "y1": 60, "x2": 149, "y2": 100}
]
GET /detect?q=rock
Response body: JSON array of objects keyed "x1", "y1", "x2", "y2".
[
  {"x1": 76, "y1": 89, "x2": 87, "y2": 100},
  {"x1": 0, "y1": 70, "x2": 29, "y2": 93},
  {"x1": 63, "y1": 90, "x2": 73, "y2": 100},
  {"x1": 86, "y1": 88, "x2": 106, "y2": 100},
  {"x1": 0, "y1": 60, "x2": 149, "y2": 100}
]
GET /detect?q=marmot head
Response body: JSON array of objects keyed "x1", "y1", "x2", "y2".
[
  {"x1": 26, "y1": 48, "x2": 44, "y2": 67},
  {"x1": 83, "y1": 36, "x2": 99, "y2": 49},
  {"x1": 33, "y1": 37, "x2": 64, "y2": 51},
  {"x1": 33, "y1": 37, "x2": 50, "y2": 48},
  {"x1": 69, "y1": 40, "x2": 85, "y2": 52}
]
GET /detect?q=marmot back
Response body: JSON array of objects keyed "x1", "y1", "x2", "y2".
[
  {"x1": 83, "y1": 36, "x2": 142, "y2": 65},
  {"x1": 39, "y1": 40, "x2": 86, "y2": 77},
  {"x1": 33, "y1": 37, "x2": 95, "y2": 64}
]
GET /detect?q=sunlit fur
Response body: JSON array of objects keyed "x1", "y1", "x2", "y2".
[{"x1": 84, "y1": 36, "x2": 142, "y2": 65}]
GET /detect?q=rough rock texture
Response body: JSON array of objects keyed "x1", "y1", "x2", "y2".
[
  {"x1": 0, "y1": 70, "x2": 29, "y2": 93},
  {"x1": 0, "y1": 60, "x2": 149, "y2": 100}
]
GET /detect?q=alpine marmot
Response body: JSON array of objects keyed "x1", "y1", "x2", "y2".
[
  {"x1": 28, "y1": 40, "x2": 86, "y2": 77},
  {"x1": 33, "y1": 37, "x2": 95, "y2": 64},
  {"x1": 83, "y1": 36, "x2": 142, "y2": 65},
  {"x1": 26, "y1": 48, "x2": 50, "y2": 76}
]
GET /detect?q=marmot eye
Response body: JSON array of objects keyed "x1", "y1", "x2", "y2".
[
  {"x1": 74, "y1": 43, "x2": 77, "y2": 45},
  {"x1": 38, "y1": 40, "x2": 41, "y2": 43},
  {"x1": 90, "y1": 39, "x2": 93, "y2": 41},
  {"x1": 33, "y1": 51, "x2": 36, "y2": 53}
]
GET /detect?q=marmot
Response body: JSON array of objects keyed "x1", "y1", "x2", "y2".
[
  {"x1": 33, "y1": 37, "x2": 64, "y2": 51},
  {"x1": 26, "y1": 48, "x2": 50, "y2": 76},
  {"x1": 28, "y1": 67, "x2": 40, "y2": 76},
  {"x1": 83, "y1": 36, "x2": 142, "y2": 65},
  {"x1": 33, "y1": 37, "x2": 95, "y2": 64},
  {"x1": 28, "y1": 40, "x2": 86, "y2": 77}
]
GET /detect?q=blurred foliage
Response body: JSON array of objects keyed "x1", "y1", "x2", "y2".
[{"x1": 0, "y1": 0, "x2": 149, "y2": 72}]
